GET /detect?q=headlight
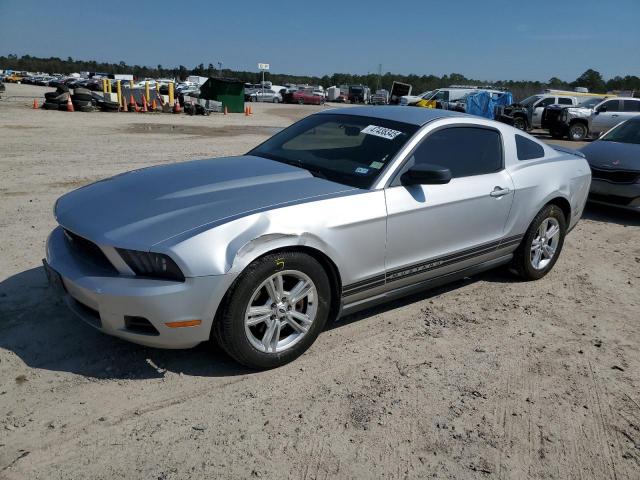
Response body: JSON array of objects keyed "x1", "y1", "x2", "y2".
[{"x1": 116, "y1": 249, "x2": 185, "y2": 282}]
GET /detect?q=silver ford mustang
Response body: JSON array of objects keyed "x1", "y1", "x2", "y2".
[{"x1": 45, "y1": 107, "x2": 591, "y2": 368}]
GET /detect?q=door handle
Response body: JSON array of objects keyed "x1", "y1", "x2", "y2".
[
  {"x1": 490, "y1": 186, "x2": 510, "y2": 197},
  {"x1": 611, "y1": 114, "x2": 619, "y2": 117}
]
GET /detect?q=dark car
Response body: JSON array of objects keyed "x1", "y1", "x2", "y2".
[{"x1": 581, "y1": 116, "x2": 640, "y2": 211}]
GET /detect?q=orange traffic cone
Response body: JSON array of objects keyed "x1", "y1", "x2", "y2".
[
  {"x1": 248, "y1": 105, "x2": 253, "y2": 115},
  {"x1": 151, "y1": 99, "x2": 157, "y2": 111},
  {"x1": 129, "y1": 94, "x2": 137, "y2": 112},
  {"x1": 173, "y1": 98, "x2": 181, "y2": 113},
  {"x1": 223, "y1": 105, "x2": 228, "y2": 115},
  {"x1": 33, "y1": 99, "x2": 39, "y2": 109},
  {"x1": 244, "y1": 106, "x2": 249, "y2": 116},
  {"x1": 66, "y1": 94, "x2": 74, "y2": 112},
  {"x1": 141, "y1": 95, "x2": 148, "y2": 112}
]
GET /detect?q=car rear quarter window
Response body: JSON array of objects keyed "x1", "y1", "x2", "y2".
[
  {"x1": 515, "y1": 134, "x2": 545, "y2": 160},
  {"x1": 558, "y1": 98, "x2": 574, "y2": 105},
  {"x1": 412, "y1": 127, "x2": 503, "y2": 178},
  {"x1": 622, "y1": 100, "x2": 640, "y2": 112}
]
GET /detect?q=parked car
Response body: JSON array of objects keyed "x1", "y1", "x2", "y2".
[
  {"x1": 283, "y1": 90, "x2": 324, "y2": 105},
  {"x1": 45, "y1": 107, "x2": 590, "y2": 368},
  {"x1": 581, "y1": 116, "x2": 640, "y2": 210},
  {"x1": 370, "y1": 89, "x2": 389, "y2": 105},
  {"x1": 500, "y1": 94, "x2": 581, "y2": 130},
  {"x1": 249, "y1": 89, "x2": 282, "y2": 103},
  {"x1": 544, "y1": 97, "x2": 640, "y2": 141}
]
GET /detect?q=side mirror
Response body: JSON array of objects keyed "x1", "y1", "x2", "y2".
[{"x1": 401, "y1": 164, "x2": 452, "y2": 186}]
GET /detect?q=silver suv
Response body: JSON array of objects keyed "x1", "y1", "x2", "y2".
[{"x1": 559, "y1": 97, "x2": 640, "y2": 141}]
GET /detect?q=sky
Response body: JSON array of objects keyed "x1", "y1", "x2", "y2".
[{"x1": 1, "y1": 0, "x2": 639, "y2": 82}]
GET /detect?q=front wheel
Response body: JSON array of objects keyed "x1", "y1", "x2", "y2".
[
  {"x1": 214, "y1": 252, "x2": 331, "y2": 369},
  {"x1": 511, "y1": 204, "x2": 566, "y2": 280},
  {"x1": 513, "y1": 116, "x2": 527, "y2": 131}
]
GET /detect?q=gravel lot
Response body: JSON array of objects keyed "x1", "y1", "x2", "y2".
[{"x1": 1, "y1": 83, "x2": 639, "y2": 479}]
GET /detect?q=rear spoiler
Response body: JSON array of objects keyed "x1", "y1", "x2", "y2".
[{"x1": 551, "y1": 144, "x2": 585, "y2": 158}]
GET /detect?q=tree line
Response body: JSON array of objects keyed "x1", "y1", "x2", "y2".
[{"x1": 2, "y1": 54, "x2": 638, "y2": 100}]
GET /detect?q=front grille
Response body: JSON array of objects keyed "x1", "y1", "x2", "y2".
[
  {"x1": 590, "y1": 167, "x2": 640, "y2": 184},
  {"x1": 63, "y1": 229, "x2": 117, "y2": 273},
  {"x1": 589, "y1": 193, "x2": 633, "y2": 206}
]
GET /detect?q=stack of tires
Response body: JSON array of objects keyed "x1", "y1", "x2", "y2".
[
  {"x1": 71, "y1": 88, "x2": 94, "y2": 112},
  {"x1": 42, "y1": 85, "x2": 71, "y2": 110}
]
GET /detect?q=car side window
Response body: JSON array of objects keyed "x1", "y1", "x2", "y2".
[
  {"x1": 408, "y1": 127, "x2": 503, "y2": 178},
  {"x1": 558, "y1": 98, "x2": 573, "y2": 105},
  {"x1": 622, "y1": 100, "x2": 640, "y2": 112},
  {"x1": 601, "y1": 100, "x2": 621, "y2": 112},
  {"x1": 539, "y1": 97, "x2": 556, "y2": 107},
  {"x1": 515, "y1": 134, "x2": 545, "y2": 160}
]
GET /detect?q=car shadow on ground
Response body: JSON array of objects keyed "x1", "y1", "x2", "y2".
[
  {"x1": 0, "y1": 266, "x2": 251, "y2": 380},
  {"x1": 582, "y1": 202, "x2": 640, "y2": 227}
]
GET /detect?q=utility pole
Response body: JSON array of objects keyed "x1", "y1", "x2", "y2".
[
  {"x1": 217, "y1": 62, "x2": 223, "y2": 77},
  {"x1": 377, "y1": 64, "x2": 382, "y2": 92}
]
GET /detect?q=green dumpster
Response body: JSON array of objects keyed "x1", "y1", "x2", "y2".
[{"x1": 199, "y1": 77, "x2": 245, "y2": 113}]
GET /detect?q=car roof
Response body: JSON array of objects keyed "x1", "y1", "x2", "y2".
[{"x1": 317, "y1": 106, "x2": 469, "y2": 126}]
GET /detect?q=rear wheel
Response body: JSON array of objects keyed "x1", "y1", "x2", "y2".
[
  {"x1": 214, "y1": 251, "x2": 331, "y2": 369},
  {"x1": 511, "y1": 204, "x2": 566, "y2": 280}
]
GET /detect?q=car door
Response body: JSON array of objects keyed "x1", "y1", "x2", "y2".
[
  {"x1": 532, "y1": 97, "x2": 557, "y2": 128},
  {"x1": 384, "y1": 125, "x2": 515, "y2": 290},
  {"x1": 591, "y1": 99, "x2": 622, "y2": 134}
]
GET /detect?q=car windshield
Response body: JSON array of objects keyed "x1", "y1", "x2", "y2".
[
  {"x1": 520, "y1": 95, "x2": 541, "y2": 106},
  {"x1": 249, "y1": 113, "x2": 419, "y2": 189},
  {"x1": 579, "y1": 98, "x2": 602, "y2": 108},
  {"x1": 600, "y1": 119, "x2": 640, "y2": 145}
]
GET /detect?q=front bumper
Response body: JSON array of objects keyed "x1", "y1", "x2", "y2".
[
  {"x1": 589, "y1": 179, "x2": 640, "y2": 211},
  {"x1": 45, "y1": 226, "x2": 235, "y2": 349}
]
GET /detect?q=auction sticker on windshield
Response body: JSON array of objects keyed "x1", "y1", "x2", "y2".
[{"x1": 361, "y1": 125, "x2": 403, "y2": 140}]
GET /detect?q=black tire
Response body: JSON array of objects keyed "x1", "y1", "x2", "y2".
[
  {"x1": 72, "y1": 92, "x2": 92, "y2": 102},
  {"x1": 42, "y1": 102, "x2": 60, "y2": 110},
  {"x1": 568, "y1": 122, "x2": 588, "y2": 141},
  {"x1": 56, "y1": 85, "x2": 70, "y2": 94},
  {"x1": 298, "y1": 98, "x2": 304, "y2": 105},
  {"x1": 98, "y1": 101, "x2": 119, "y2": 112},
  {"x1": 513, "y1": 116, "x2": 527, "y2": 131},
  {"x1": 213, "y1": 251, "x2": 331, "y2": 369},
  {"x1": 511, "y1": 204, "x2": 566, "y2": 281},
  {"x1": 72, "y1": 99, "x2": 92, "y2": 108},
  {"x1": 73, "y1": 87, "x2": 91, "y2": 96},
  {"x1": 77, "y1": 104, "x2": 94, "y2": 113},
  {"x1": 44, "y1": 91, "x2": 60, "y2": 101}
]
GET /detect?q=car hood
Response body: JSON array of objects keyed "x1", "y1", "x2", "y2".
[
  {"x1": 581, "y1": 141, "x2": 640, "y2": 171},
  {"x1": 55, "y1": 155, "x2": 356, "y2": 250}
]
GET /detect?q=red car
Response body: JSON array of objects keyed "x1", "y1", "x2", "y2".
[{"x1": 284, "y1": 90, "x2": 325, "y2": 105}]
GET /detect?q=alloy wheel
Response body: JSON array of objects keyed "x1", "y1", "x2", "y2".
[
  {"x1": 244, "y1": 270, "x2": 318, "y2": 353},
  {"x1": 530, "y1": 217, "x2": 561, "y2": 270}
]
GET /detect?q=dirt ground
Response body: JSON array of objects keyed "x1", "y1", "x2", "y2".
[{"x1": 1, "y1": 83, "x2": 639, "y2": 480}]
